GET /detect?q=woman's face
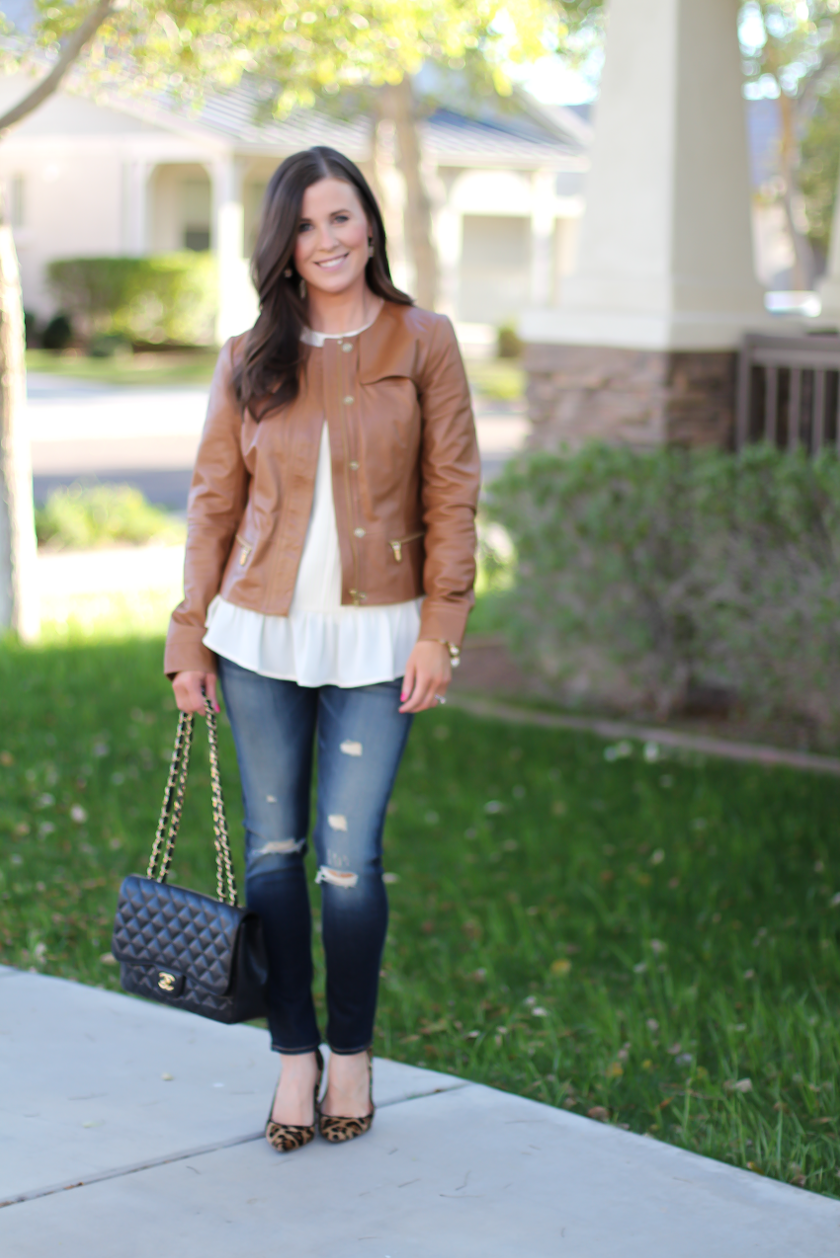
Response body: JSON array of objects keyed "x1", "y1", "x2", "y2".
[{"x1": 294, "y1": 177, "x2": 370, "y2": 297}]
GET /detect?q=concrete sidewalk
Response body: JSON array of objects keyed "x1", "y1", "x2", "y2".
[{"x1": 1, "y1": 966, "x2": 838, "y2": 1256}]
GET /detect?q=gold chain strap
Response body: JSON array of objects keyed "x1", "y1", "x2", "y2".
[
  {"x1": 147, "y1": 710, "x2": 192, "y2": 883},
  {"x1": 203, "y1": 697, "x2": 238, "y2": 906},
  {"x1": 147, "y1": 699, "x2": 238, "y2": 907}
]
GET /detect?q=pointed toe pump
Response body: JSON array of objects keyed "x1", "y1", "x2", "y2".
[
  {"x1": 265, "y1": 1048, "x2": 324, "y2": 1153},
  {"x1": 319, "y1": 1049, "x2": 375, "y2": 1144}
]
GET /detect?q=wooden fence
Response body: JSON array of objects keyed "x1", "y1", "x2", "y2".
[{"x1": 736, "y1": 332, "x2": 840, "y2": 453}]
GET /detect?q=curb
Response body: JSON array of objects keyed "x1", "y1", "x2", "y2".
[{"x1": 447, "y1": 694, "x2": 840, "y2": 777}]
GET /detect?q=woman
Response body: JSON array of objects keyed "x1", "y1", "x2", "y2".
[{"x1": 165, "y1": 146, "x2": 480, "y2": 1152}]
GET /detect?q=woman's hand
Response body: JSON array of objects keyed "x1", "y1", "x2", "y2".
[
  {"x1": 399, "y1": 641, "x2": 452, "y2": 714},
  {"x1": 172, "y1": 671, "x2": 219, "y2": 715}
]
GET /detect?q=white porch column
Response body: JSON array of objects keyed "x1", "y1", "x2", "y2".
[
  {"x1": 529, "y1": 169, "x2": 555, "y2": 308},
  {"x1": 522, "y1": 0, "x2": 765, "y2": 352},
  {"x1": 211, "y1": 155, "x2": 256, "y2": 344},
  {"x1": 520, "y1": 0, "x2": 768, "y2": 449},
  {"x1": 435, "y1": 203, "x2": 461, "y2": 322},
  {"x1": 818, "y1": 181, "x2": 840, "y2": 318}
]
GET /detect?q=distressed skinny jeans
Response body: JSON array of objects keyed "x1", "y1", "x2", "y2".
[{"x1": 218, "y1": 656, "x2": 412, "y2": 1055}]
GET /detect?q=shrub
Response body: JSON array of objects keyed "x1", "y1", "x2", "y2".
[
  {"x1": 497, "y1": 323, "x2": 522, "y2": 359},
  {"x1": 41, "y1": 313, "x2": 73, "y2": 351},
  {"x1": 87, "y1": 333, "x2": 131, "y2": 359},
  {"x1": 46, "y1": 254, "x2": 217, "y2": 346},
  {"x1": 485, "y1": 443, "x2": 840, "y2": 738},
  {"x1": 35, "y1": 485, "x2": 184, "y2": 550},
  {"x1": 24, "y1": 310, "x2": 39, "y2": 348}
]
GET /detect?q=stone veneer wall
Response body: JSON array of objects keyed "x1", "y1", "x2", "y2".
[{"x1": 524, "y1": 344, "x2": 738, "y2": 451}]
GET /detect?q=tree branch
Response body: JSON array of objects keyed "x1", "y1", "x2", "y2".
[
  {"x1": 0, "y1": 0, "x2": 117, "y2": 135},
  {"x1": 796, "y1": 47, "x2": 840, "y2": 124}
]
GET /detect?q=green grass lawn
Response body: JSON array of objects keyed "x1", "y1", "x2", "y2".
[
  {"x1": 465, "y1": 357, "x2": 526, "y2": 402},
  {"x1": 25, "y1": 348, "x2": 525, "y2": 400},
  {"x1": 1, "y1": 632, "x2": 838, "y2": 1198},
  {"x1": 26, "y1": 348, "x2": 220, "y2": 388}
]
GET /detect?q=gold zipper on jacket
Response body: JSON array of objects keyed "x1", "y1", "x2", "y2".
[
  {"x1": 234, "y1": 534, "x2": 253, "y2": 567},
  {"x1": 388, "y1": 530, "x2": 425, "y2": 563}
]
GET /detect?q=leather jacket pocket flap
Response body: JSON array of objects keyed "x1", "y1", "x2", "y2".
[{"x1": 359, "y1": 340, "x2": 418, "y2": 385}]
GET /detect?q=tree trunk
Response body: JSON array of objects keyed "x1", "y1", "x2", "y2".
[
  {"x1": 372, "y1": 110, "x2": 410, "y2": 294},
  {"x1": 0, "y1": 224, "x2": 38, "y2": 638},
  {"x1": 778, "y1": 90, "x2": 814, "y2": 290},
  {"x1": 0, "y1": 4, "x2": 120, "y2": 640},
  {"x1": 381, "y1": 77, "x2": 438, "y2": 311}
]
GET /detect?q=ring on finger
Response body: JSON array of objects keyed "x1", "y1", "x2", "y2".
[{"x1": 434, "y1": 693, "x2": 447, "y2": 705}]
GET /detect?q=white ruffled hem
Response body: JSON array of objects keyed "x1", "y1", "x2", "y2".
[{"x1": 203, "y1": 595, "x2": 423, "y2": 688}]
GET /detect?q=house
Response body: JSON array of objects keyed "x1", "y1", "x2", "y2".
[{"x1": 0, "y1": 71, "x2": 588, "y2": 347}]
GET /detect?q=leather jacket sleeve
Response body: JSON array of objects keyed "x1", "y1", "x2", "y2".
[
  {"x1": 416, "y1": 315, "x2": 481, "y2": 647},
  {"x1": 164, "y1": 339, "x2": 249, "y2": 677}
]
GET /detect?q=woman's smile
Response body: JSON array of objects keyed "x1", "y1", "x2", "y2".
[{"x1": 315, "y1": 253, "x2": 349, "y2": 270}]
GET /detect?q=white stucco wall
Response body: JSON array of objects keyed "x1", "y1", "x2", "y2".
[
  {"x1": 0, "y1": 78, "x2": 204, "y2": 318},
  {"x1": 7, "y1": 152, "x2": 125, "y2": 318}
]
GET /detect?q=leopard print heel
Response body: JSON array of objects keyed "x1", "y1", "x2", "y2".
[
  {"x1": 265, "y1": 1048, "x2": 324, "y2": 1153},
  {"x1": 319, "y1": 1049, "x2": 375, "y2": 1144}
]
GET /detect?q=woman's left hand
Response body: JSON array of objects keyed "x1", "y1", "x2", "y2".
[{"x1": 399, "y1": 640, "x2": 452, "y2": 713}]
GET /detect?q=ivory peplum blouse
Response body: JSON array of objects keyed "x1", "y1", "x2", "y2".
[{"x1": 202, "y1": 319, "x2": 423, "y2": 687}]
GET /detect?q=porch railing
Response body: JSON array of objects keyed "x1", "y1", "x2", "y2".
[{"x1": 736, "y1": 332, "x2": 840, "y2": 454}]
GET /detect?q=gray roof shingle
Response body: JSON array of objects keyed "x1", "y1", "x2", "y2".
[{"x1": 133, "y1": 76, "x2": 583, "y2": 169}]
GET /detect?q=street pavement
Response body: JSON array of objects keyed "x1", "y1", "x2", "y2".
[
  {"x1": 2, "y1": 965, "x2": 838, "y2": 1257},
  {"x1": 28, "y1": 371, "x2": 528, "y2": 624},
  {"x1": 28, "y1": 373, "x2": 528, "y2": 509}
]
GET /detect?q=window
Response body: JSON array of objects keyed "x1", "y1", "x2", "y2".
[{"x1": 184, "y1": 228, "x2": 211, "y2": 251}]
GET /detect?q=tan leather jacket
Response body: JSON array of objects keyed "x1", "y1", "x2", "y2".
[{"x1": 164, "y1": 302, "x2": 481, "y2": 677}]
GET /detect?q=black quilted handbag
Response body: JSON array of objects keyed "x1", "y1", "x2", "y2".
[{"x1": 112, "y1": 699, "x2": 267, "y2": 1024}]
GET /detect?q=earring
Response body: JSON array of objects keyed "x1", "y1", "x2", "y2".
[
  {"x1": 299, "y1": 277, "x2": 307, "y2": 300},
  {"x1": 283, "y1": 267, "x2": 293, "y2": 278},
  {"x1": 368, "y1": 240, "x2": 374, "y2": 258}
]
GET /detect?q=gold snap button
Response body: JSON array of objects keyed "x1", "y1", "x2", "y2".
[
  {"x1": 341, "y1": 342, "x2": 353, "y2": 353},
  {"x1": 343, "y1": 395, "x2": 354, "y2": 405},
  {"x1": 354, "y1": 527, "x2": 365, "y2": 538},
  {"x1": 348, "y1": 460, "x2": 359, "y2": 471}
]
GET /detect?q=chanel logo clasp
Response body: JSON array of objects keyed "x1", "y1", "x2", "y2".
[{"x1": 158, "y1": 971, "x2": 176, "y2": 992}]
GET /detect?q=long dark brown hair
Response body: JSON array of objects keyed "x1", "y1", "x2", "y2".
[{"x1": 234, "y1": 146, "x2": 412, "y2": 419}]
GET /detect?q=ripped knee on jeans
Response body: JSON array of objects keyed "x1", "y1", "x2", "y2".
[
  {"x1": 246, "y1": 836, "x2": 306, "y2": 877},
  {"x1": 316, "y1": 866, "x2": 359, "y2": 889}
]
